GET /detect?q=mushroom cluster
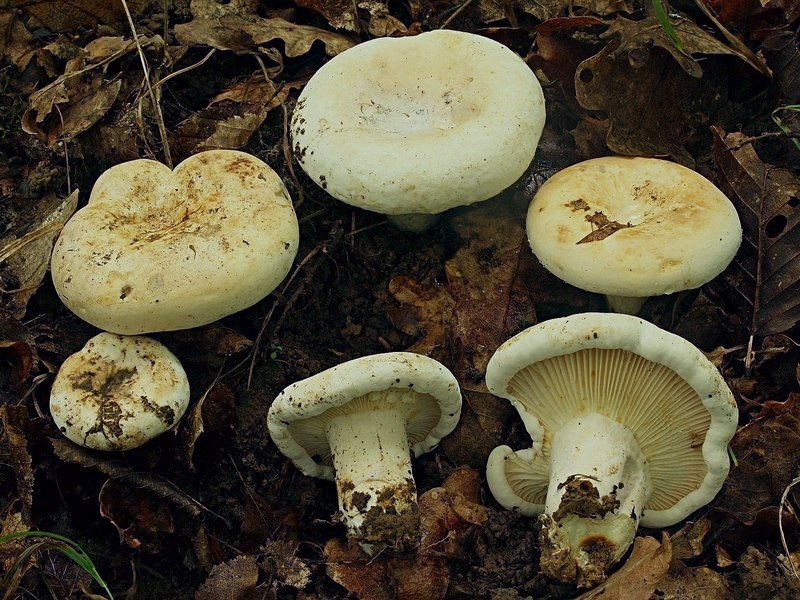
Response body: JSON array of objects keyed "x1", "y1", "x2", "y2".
[
  {"x1": 485, "y1": 313, "x2": 738, "y2": 586},
  {"x1": 40, "y1": 26, "x2": 743, "y2": 594}
]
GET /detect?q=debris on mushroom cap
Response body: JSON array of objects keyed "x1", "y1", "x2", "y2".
[
  {"x1": 484, "y1": 313, "x2": 738, "y2": 587},
  {"x1": 526, "y1": 156, "x2": 742, "y2": 313},
  {"x1": 267, "y1": 352, "x2": 462, "y2": 552},
  {"x1": 51, "y1": 150, "x2": 299, "y2": 334},
  {"x1": 291, "y1": 30, "x2": 546, "y2": 229},
  {"x1": 50, "y1": 333, "x2": 190, "y2": 451}
]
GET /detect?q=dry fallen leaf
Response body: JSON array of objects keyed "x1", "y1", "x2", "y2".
[
  {"x1": 99, "y1": 479, "x2": 175, "y2": 553},
  {"x1": 0, "y1": 406, "x2": 34, "y2": 523},
  {"x1": 653, "y1": 566, "x2": 730, "y2": 599},
  {"x1": 175, "y1": 76, "x2": 302, "y2": 157},
  {"x1": 0, "y1": 190, "x2": 78, "y2": 317},
  {"x1": 179, "y1": 382, "x2": 237, "y2": 471},
  {"x1": 712, "y1": 127, "x2": 800, "y2": 337},
  {"x1": 4, "y1": 0, "x2": 147, "y2": 33},
  {"x1": 174, "y1": 0, "x2": 355, "y2": 58},
  {"x1": 195, "y1": 555, "x2": 260, "y2": 600},
  {"x1": 713, "y1": 394, "x2": 800, "y2": 523},
  {"x1": 0, "y1": 313, "x2": 37, "y2": 396},
  {"x1": 577, "y1": 534, "x2": 672, "y2": 600}
]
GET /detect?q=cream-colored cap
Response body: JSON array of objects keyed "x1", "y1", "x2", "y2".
[
  {"x1": 50, "y1": 333, "x2": 190, "y2": 450},
  {"x1": 527, "y1": 157, "x2": 742, "y2": 298},
  {"x1": 51, "y1": 150, "x2": 299, "y2": 334},
  {"x1": 291, "y1": 30, "x2": 545, "y2": 217}
]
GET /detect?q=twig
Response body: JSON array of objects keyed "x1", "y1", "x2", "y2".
[
  {"x1": 778, "y1": 475, "x2": 800, "y2": 580},
  {"x1": 121, "y1": 0, "x2": 172, "y2": 168},
  {"x1": 729, "y1": 131, "x2": 800, "y2": 150},
  {"x1": 439, "y1": 0, "x2": 475, "y2": 30},
  {"x1": 153, "y1": 48, "x2": 215, "y2": 90},
  {"x1": 54, "y1": 104, "x2": 70, "y2": 195}
]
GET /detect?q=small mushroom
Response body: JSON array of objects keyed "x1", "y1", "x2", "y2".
[
  {"x1": 267, "y1": 352, "x2": 462, "y2": 552},
  {"x1": 485, "y1": 313, "x2": 737, "y2": 587},
  {"x1": 526, "y1": 157, "x2": 742, "y2": 313},
  {"x1": 51, "y1": 150, "x2": 299, "y2": 334},
  {"x1": 50, "y1": 333, "x2": 190, "y2": 451},
  {"x1": 291, "y1": 30, "x2": 545, "y2": 232}
]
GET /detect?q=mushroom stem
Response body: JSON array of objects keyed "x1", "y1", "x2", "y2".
[
  {"x1": 540, "y1": 413, "x2": 650, "y2": 587},
  {"x1": 386, "y1": 213, "x2": 441, "y2": 233},
  {"x1": 606, "y1": 295, "x2": 647, "y2": 314},
  {"x1": 326, "y1": 405, "x2": 418, "y2": 551}
]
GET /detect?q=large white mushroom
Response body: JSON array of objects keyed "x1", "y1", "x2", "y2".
[
  {"x1": 267, "y1": 353, "x2": 461, "y2": 552},
  {"x1": 485, "y1": 313, "x2": 738, "y2": 586},
  {"x1": 526, "y1": 157, "x2": 742, "y2": 313},
  {"x1": 50, "y1": 333, "x2": 190, "y2": 451},
  {"x1": 51, "y1": 150, "x2": 299, "y2": 334},
  {"x1": 291, "y1": 30, "x2": 546, "y2": 231}
]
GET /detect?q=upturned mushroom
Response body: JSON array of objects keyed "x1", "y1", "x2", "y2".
[
  {"x1": 291, "y1": 30, "x2": 546, "y2": 231},
  {"x1": 267, "y1": 352, "x2": 461, "y2": 552},
  {"x1": 526, "y1": 157, "x2": 742, "y2": 313},
  {"x1": 51, "y1": 150, "x2": 299, "y2": 334},
  {"x1": 485, "y1": 313, "x2": 737, "y2": 586},
  {"x1": 50, "y1": 333, "x2": 190, "y2": 450}
]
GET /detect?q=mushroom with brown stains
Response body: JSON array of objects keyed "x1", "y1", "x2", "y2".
[
  {"x1": 485, "y1": 313, "x2": 738, "y2": 587},
  {"x1": 267, "y1": 352, "x2": 462, "y2": 553},
  {"x1": 51, "y1": 150, "x2": 299, "y2": 334},
  {"x1": 50, "y1": 333, "x2": 190, "y2": 451},
  {"x1": 526, "y1": 157, "x2": 742, "y2": 313},
  {"x1": 291, "y1": 29, "x2": 546, "y2": 232}
]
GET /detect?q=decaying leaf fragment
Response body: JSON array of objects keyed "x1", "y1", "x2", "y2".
[
  {"x1": 0, "y1": 406, "x2": 34, "y2": 523},
  {"x1": 174, "y1": 0, "x2": 355, "y2": 58},
  {"x1": 22, "y1": 36, "x2": 163, "y2": 146},
  {"x1": 712, "y1": 127, "x2": 800, "y2": 337},
  {"x1": 0, "y1": 190, "x2": 78, "y2": 317},
  {"x1": 196, "y1": 555, "x2": 259, "y2": 600},
  {"x1": 577, "y1": 534, "x2": 672, "y2": 599},
  {"x1": 99, "y1": 479, "x2": 175, "y2": 553}
]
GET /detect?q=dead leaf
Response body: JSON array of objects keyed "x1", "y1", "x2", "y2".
[
  {"x1": 195, "y1": 555, "x2": 259, "y2": 600},
  {"x1": 713, "y1": 394, "x2": 800, "y2": 523},
  {"x1": 174, "y1": 11, "x2": 356, "y2": 58},
  {"x1": 387, "y1": 275, "x2": 455, "y2": 358},
  {"x1": 654, "y1": 566, "x2": 730, "y2": 599},
  {"x1": 575, "y1": 42, "x2": 716, "y2": 164},
  {"x1": 22, "y1": 35, "x2": 162, "y2": 146},
  {"x1": 0, "y1": 313, "x2": 37, "y2": 395},
  {"x1": 576, "y1": 211, "x2": 632, "y2": 243},
  {"x1": 2, "y1": 0, "x2": 148, "y2": 32},
  {"x1": 0, "y1": 406, "x2": 34, "y2": 524},
  {"x1": 262, "y1": 539, "x2": 311, "y2": 589},
  {"x1": 706, "y1": 0, "x2": 761, "y2": 29},
  {"x1": 712, "y1": 128, "x2": 800, "y2": 336},
  {"x1": 324, "y1": 539, "x2": 393, "y2": 600},
  {"x1": 0, "y1": 10, "x2": 38, "y2": 71},
  {"x1": 175, "y1": 76, "x2": 302, "y2": 156},
  {"x1": 478, "y1": 0, "x2": 631, "y2": 23},
  {"x1": 99, "y1": 479, "x2": 175, "y2": 553},
  {"x1": 761, "y1": 29, "x2": 800, "y2": 103},
  {"x1": 577, "y1": 534, "x2": 672, "y2": 599},
  {"x1": 600, "y1": 15, "x2": 755, "y2": 78},
  {"x1": 669, "y1": 518, "x2": 711, "y2": 561},
  {"x1": 179, "y1": 382, "x2": 237, "y2": 470},
  {"x1": 0, "y1": 190, "x2": 78, "y2": 317}
]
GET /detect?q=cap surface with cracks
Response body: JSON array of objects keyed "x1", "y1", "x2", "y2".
[
  {"x1": 526, "y1": 157, "x2": 742, "y2": 313},
  {"x1": 267, "y1": 352, "x2": 461, "y2": 551},
  {"x1": 50, "y1": 333, "x2": 190, "y2": 451},
  {"x1": 485, "y1": 313, "x2": 737, "y2": 587},
  {"x1": 291, "y1": 30, "x2": 545, "y2": 230},
  {"x1": 51, "y1": 150, "x2": 299, "y2": 334}
]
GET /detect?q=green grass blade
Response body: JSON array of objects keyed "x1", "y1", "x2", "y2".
[
  {"x1": 0, "y1": 531, "x2": 114, "y2": 600},
  {"x1": 653, "y1": 0, "x2": 684, "y2": 51}
]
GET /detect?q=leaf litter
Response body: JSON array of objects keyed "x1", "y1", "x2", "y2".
[{"x1": 1, "y1": 1, "x2": 800, "y2": 599}]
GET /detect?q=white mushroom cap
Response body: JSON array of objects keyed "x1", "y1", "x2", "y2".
[
  {"x1": 51, "y1": 150, "x2": 299, "y2": 334},
  {"x1": 485, "y1": 312, "x2": 737, "y2": 528},
  {"x1": 291, "y1": 30, "x2": 545, "y2": 223},
  {"x1": 268, "y1": 352, "x2": 461, "y2": 480},
  {"x1": 50, "y1": 333, "x2": 190, "y2": 451},
  {"x1": 526, "y1": 157, "x2": 742, "y2": 310}
]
